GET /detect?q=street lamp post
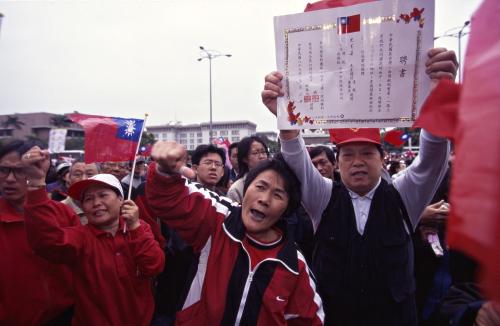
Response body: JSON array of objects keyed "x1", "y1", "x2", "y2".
[
  {"x1": 197, "y1": 46, "x2": 231, "y2": 142},
  {"x1": 0, "y1": 13, "x2": 4, "y2": 36}
]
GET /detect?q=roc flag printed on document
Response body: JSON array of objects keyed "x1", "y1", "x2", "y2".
[
  {"x1": 337, "y1": 14, "x2": 361, "y2": 34},
  {"x1": 68, "y1": 113, "x2": 144, "y2": 164}
]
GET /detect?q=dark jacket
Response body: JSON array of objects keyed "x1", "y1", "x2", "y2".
[{"x1": 313, "y1": 180, "x2": 416, "y2": 326}]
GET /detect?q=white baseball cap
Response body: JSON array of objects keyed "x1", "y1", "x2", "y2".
[
  {"x1": 68, "y1": 173, "x2": 124, "y2": 200},
  {"x1": 56, "y1": 162, "x2": 71, "y2": 175}
]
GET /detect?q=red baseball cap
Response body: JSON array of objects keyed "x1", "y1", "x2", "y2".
[{"x1": 329, "y1": 128, "x2": 381, "y2": 146}]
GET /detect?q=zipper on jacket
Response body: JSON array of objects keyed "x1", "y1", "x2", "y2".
[
  {"x1": 235, "y1": 270, "x2": 253, "y2": 325},
  {"x1": 226, "y1": 229, "x2": 299, "y2": 326},
  {"x1": 234, "y1": 257, "x2": 278, "y2": 326},
  {"x1": 235, "y1": 243, "x2": 253, "y2": 326}
]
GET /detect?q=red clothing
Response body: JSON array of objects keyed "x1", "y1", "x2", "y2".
[
  {"x1": 0, "y1": 197, "x2": 76, "y2": 326},
  {"x1": 24, "y1": 188, "x2": 165, "y2": 326},
  {"x1": 146, "y1": 164, "x2": 324, "y2": 325},
  {"x1": 134, "y1": 186, "x2": 167, "y2": 248}
]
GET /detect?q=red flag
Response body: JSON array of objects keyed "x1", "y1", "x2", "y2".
[
  {"x1": 445, "y1": 0, "x2": 500, "y2": 303},
  {"x1": 304, "y1": 0, "x2": 374, "y2": 11},
  {"x1": 68, "y1": 113, "x2": 144, "y2": 164},
  {"x1": 383, "y1": 129, "x2": 406, "y2": 147},
  {"x1": 412, "y1": 79, "x2": 461, "y2": 141},
  {"x1": 141, "y1": 144, "x2": 153, "y2": 157}
]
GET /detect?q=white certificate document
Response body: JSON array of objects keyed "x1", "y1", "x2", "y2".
[{"x1": 274, "y1": 0, "x2": 434, "y2": 129}]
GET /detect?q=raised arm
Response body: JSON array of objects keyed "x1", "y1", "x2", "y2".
[
  {"x1": 146, "y1": 141, "x2": 233, "y2": 252},
  {"x1": 262, "y1": 71, "x2": 332, "y2": 231},
  {"x1": 393, "y1": 48, "x2": 457, "y2": 228},
  {"x1": 22, "y1": 147, "x2": 83, "y2": 264},
  {"x1": 393, "y1": 130, "x2": 450, "y2": 229}
]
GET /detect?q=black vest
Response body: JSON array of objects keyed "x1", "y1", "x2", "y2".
[{"x1": 312, "y1": 180, "x2": 417, "y2": 326}]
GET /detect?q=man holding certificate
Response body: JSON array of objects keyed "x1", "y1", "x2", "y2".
[
  {"x1": 262, "y1": 44, "x2": 456, "y2": 324},
  {"x1": 263, "y1": 0, "x2": 457, "y2": 324}
]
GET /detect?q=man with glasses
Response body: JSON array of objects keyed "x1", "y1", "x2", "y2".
[
  {"x1": 0, "y1": 139, "x2": 78, "y2": 325},
  {"x1": 191, "y1": 144, "x2": 226, "y2": 194}
]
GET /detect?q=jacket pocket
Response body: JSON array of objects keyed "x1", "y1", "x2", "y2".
[{"x1": 380, "y1": 233, "x2": 414, "y2": 303}]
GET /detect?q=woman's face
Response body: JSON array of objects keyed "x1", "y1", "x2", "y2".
[
  {"x1": 244, "y1": 141, "x2": 268, "y2": 171},
  {"x1": 241, "y1": 169, "x2": 289, "y2": 242}
]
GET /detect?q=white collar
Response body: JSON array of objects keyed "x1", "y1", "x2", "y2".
[{"x1": 346, "y1": 177, "x2": 381, "y2": 200}]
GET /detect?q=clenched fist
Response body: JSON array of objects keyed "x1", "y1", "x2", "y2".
[{"x1": 151, "y1": 141, "x2": 187, "y2": 174}]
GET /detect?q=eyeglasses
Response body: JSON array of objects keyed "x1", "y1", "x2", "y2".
[
  {"x1": 249, "y1": 150, "x2": 268, "y2": 157},
  {"x1": 200, "y1": 160, "x2": 223, "y2": 168},
  {"x1": 0, "y1": 166, "x2": 26, "y2": 179}
]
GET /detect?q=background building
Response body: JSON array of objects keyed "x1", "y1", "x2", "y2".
[
  {"x1": 0, "y1": 112, "x2": 83, "y2": 145},
  {"x1": 148, "y1": 120, "x2": 257, "y2": 150}
]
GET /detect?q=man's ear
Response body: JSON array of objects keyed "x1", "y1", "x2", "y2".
[{"x1": 192, "y1": 164, "x2": 199, "y2": 174}]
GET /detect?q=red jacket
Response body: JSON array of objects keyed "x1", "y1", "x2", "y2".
[
  {"x1": 146, "y1": 164, "x2": 324, "y2": 325},
  {"x1": 24, "y1": 188, "x2": 165, "y2": 326},
  {"x1": 0, "y1": 197, "x2": 76, "y2": 326}
]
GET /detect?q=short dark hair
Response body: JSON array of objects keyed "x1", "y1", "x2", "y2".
[
  {"x1": 309, "y1": 145, "x2": 336, "y2": 163},
  {"x1": 0, "y1": 139, "x2": 43, "y2": 161},
  {"x1": 191, "y1": 144, "x2": 226, "y2": 166},
  {"x1": 243, "y1": 153, "x2": 301, "y2": 217},
  {"x1": 237, "y1": 136, "x2": 268, "y2": 179},
  {"x1": 229, "y1": 142, "x2": 239, "y2": 155},
  {"x1": 388, "y1": 161, "x2": 403, "y2": 176}
]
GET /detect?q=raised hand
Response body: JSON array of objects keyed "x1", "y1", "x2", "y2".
[
  {"x1": 261, "y1": 71, "x2": 284, "y2": 116},
  {"x1": 426, "y1": 48, "x2": 458, "y2": 84},
  {"x1": 21, "y1": 146, "x2": 51, "y2": 187},
  {"x1": 151, "y1": 141, "x2": 187, "y2": 174}
]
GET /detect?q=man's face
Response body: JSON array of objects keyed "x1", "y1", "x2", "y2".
[
  {"x1": 245, "y1": 141, "x2": 268, "y2": 170},
  {"x1": 133, "y1": 162, "x2": 146, "y2": 178},
  {"x1": 241, "y1": 170, "x2": 289, "y2": 241},
  {"x1": 193, "y1": 152, "x2": 224, "y2": 187},
  {"x1": 229, "y1": 148, "x2": 239, "y2": 171},
  {"x1": 81, "y1": 185, "x2": 122, "y2": 229},
  {"x1": 0, "y1": 151, "x2": 27, "y2": 205},
  {"x1": 103, "y1": 162, "x2": 128, "y2": 179},
  {"x1": 69, "y1": 162, "x2": 99, "y2": 186},
  {"x1": 311, "y1": 152, "x2": 335, "y2": 179},
  {"x1": 338, "y1": 143, "x2": 383, "y2": 196}
]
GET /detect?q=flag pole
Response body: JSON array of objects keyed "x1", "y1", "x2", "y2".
[
  {"x1": 123, "y1": 113, "x2": 148, "y2": 234},
  {"x1": 127, "y1": 113, "x2": 149, "y2": 200}
]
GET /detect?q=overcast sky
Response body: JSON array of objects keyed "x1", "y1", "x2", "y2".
[{"x1": 0, "y1": 0, "x2": 482, "y2": 131}]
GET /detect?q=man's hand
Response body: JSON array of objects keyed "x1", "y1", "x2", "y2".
[
  {"x1": 121, "y1": 200, "x2": 140, "y2": 230},
  {"x1": 21, "y1": 146, "x2": 51, "y2": 187},
  {"x1": 261, "y1": 71, "x2": 299, "y2": 140},
  {"x1": 426, "y1": 48, "x2": 458, "y2": 86},
  {"x1": 475, "y1": 301, "x2": 500, "y2": 326},
  {"x1": 420, "y1": 200, "x2": 449, "y2": 227},
  {"x1": 151, "y1": 141, "x2": 187, "y2": 174},
  {"x1": 261, "y1": 71, "x2": 284, "y2": 117}
]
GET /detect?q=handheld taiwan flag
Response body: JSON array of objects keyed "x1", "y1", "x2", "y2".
[
  {"x1": 337, "y1": 14, "x2": 361, "y2": 34},
  {"x1": 383, "y1": 129, "x2": 408, "y2": 147},
  {"x1": 68, "y1": 113, "x2": 145, "y2": 164}
]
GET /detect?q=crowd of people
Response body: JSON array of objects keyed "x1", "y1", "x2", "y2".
[{"x1": 1, "y1": 5, "x2": 499, "y2": 326}]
